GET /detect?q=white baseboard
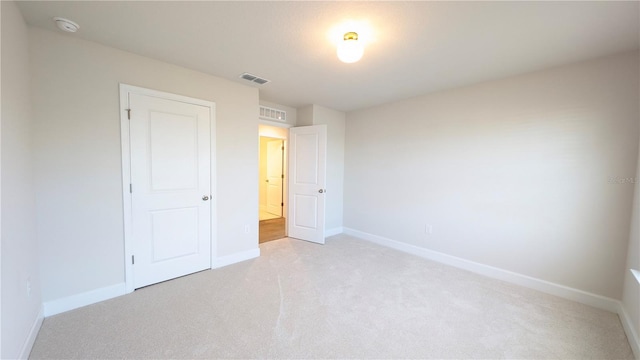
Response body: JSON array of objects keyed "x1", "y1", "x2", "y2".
[
  {"x1": 343, "y1": 227, "x2": 640, "y2": 352},
  {"x1": 343, "y1": 227, "x2": 620, "y2": 313},
  {"x1": 19, "y1": 305, "x2": 44, "y2": 359},
  {"x1": 325, "y1": 227, "x2": 343, "y2": 237},
  {"x1": 44, "y1": 283, "x2": 126, "y2": 317},
  {"x1": 42, "y1": 249, "x2": 259, "y2": 318},
  {"x1": 212, "y1": 247, "x2": 260, "y2": 268},
  {"x1": 42, "y1": 249, "x2": 259, "y2": 317},
  {"x1": 618, "y1": 303, "x2": 640, "y2": 359}
]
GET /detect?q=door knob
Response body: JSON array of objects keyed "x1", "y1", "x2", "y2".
[{"x1": 202, "y1": 195, "x2": 210, "y2": 201}]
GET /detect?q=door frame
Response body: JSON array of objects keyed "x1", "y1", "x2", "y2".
[{"x1": 119, "y1": 84, "x2": 217, "y2": 294}]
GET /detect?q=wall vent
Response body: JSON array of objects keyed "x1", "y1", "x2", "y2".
[
  {"x1": 240, "y1": 72, "x2": 270, "y2": 85},
  {"x1": 260, "y1": 105, "x2": 286, "y2": 122}
]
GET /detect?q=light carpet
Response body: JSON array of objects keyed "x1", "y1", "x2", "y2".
[{"x1": 30, "y1": 234, "x2": 633, "y2": 359}]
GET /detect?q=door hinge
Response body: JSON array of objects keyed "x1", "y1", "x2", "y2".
[
  {"x1": 132, "y1": 255, "x2": 135, "y2": 265},
  {"x1": 281, "y1": 202, "x2": 284, "y2": 207},
  {"x1": 129, "y1": 184, "x2": 132, "y2": 193},
  {"x1": 281, "y1": 146, "x2": 284, "y2": 150},
  {"x1": 126, "y1": 109, "x2": 131, "y2": 120},
  {"x1": 281, "y1": 174, "x2": 284, "y2": 179}
]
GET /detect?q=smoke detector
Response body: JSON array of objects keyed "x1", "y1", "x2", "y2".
[{"x1": 53, "y1": 17, "x2": 80, "y2": 33}]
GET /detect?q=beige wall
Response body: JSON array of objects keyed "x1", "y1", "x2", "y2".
[
  {"x1": 312, "y1": 105, "x2": 346, "y2": 231},
  {"x1": 297, "y1": 105, "x2": 314, "y2": 126},
  {"x1": 622, "y1": 141, "x2": 640, "y2": 351},
  {"x1": 29, "y1": 28, "x2": 259, "y2": 303},
  {"x1": 1, "y1": 2, "x2": 42, "y2": 358},
  {"x1": 344, "y1": 51, "x2": 639, "y2": 299}
]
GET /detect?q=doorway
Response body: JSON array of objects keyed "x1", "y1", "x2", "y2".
[
  {"x1": 260, "y1": 137, "x2": 284, "y2": 220},
  {"x1": 259, "y1": 125, "x2": 287, "y2": 243}
]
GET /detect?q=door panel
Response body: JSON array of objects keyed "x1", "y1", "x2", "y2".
[
  {"x1": 294, "y1": 195, "x2": 318, "y2": 228},
  {"x1": 129, "y1": 93, "x2": 211, "y2": 289},
  {"x1": 294, "y1": 134, "x2": 319, "y2": 184},
  {"x1": 149, "y1": 112, "x2": 199, "y2": 191},
  {"x1": 150, "y1": 207, "x2": 199, "y2": 261},
  {"x1": 288, "y1": 125, "x2": 327, "y2": 244}
]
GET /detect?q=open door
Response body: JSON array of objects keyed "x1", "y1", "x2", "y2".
[{"x1": 288, "y1": 125, "x2": 327, "y2": 244}]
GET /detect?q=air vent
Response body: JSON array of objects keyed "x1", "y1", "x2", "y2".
[
  {"x1": 260, "y1": 105, "x2": 286, "y2": 122},
  {"x1": 240, "y1": 72, "x2": 270, "y2": 85}
]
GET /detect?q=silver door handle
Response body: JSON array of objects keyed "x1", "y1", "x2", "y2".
[
  {"x1": 318, "y1": 189, "x2": 326, "y2": 193},
  {"x1": 202, "y1": 195, "x2": 210, "y2": 201}
]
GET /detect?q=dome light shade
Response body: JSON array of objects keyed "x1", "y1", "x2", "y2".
[{"x1": 337, "y1": 32, "x2": 364, "y2": 63}]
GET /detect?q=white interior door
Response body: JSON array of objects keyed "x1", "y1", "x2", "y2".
[
  {"x1": 288, "y1": 125, "x2": 327, "y2": 244},
  {"x1": 266, "y1": 140, "x2": 283, "y2": 216},
  {"x1": 128, "y1": 92, "x2": 212, "y2": 289}
]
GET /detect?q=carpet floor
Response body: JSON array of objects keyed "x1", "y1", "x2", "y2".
[{"x1": 30, "y1": 235, "x2": 633, "y2": 359}]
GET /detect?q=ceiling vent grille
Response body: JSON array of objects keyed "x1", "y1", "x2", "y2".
[
  {"x1": 240, "y1": 72, "x2": 270, "y2": 85},
  {"x1": 260, "y1": 105, "x2": 286, "y2": 122}
]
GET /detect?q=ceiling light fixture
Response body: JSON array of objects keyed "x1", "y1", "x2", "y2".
[
  {"x1": 337, "y1": 32, "x2": 364, "y2": 63},
  {"x1": 53, "y1": 17, "x2": 80, "y2": 33}
]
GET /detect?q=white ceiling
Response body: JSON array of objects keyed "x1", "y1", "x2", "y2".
[{"x1": 16, "y1": 1, "x2": 640, "y2": 112}]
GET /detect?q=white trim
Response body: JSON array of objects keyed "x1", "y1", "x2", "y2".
[
  {"x1": 43, "y1": 283, "x2": 126, "y2": 317},
  {"x1": 19, "y1": 305, "x2": 44, "y2": 359},
  {"x1": 119, "y1": 84, "x2": 217, "y2": 293},
  {"x1": 343, "y1": 227, "x2": 620, "y2": 313},
  {"x1": 259, "y1": 119, "x2": 292, "y2": 128},
  {"x1": 619, "y1": 302, "x2": 640, "y2": 359},
  {"x1": 119, "y1": 85, "x2": 134, "y2": 293},
  {"x1": 209, "y1": 98, "x2": 218, "y2": 271},
  {"x1": 631, "y1": 269, "x2": 640, "y2": 284},
  {"x1": 325, "y1": 227, "x2": 343, "y2": 237},
  {"x1": 212, "y1": 248, "x2": 260, "y2": 269}
]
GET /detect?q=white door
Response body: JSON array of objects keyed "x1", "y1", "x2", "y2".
[
  {"x1": 266, "y1": 140, "x2": 283, "y2": 216},
  {"x1": 128, "y1": 92, "x2": 212, "y2": 289},
  {"x1": 288, "y1": 125, "x2": 327, "y2": 244}
]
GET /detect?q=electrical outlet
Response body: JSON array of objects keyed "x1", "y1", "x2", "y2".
[
  {"x1": 425, "y1": 224, "x2": 433, "y2": 235},
  {"x1": 244, "y1": 225, "x2": 250, "y2": 234}
]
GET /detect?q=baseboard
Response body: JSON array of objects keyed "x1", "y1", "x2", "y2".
[
  {"x1": 42, "y1": 249, "x2": 259, "y2": 317},
  {"x1": 325, "y1": 227, "x2": 343, "y2": 237},
  {"x1": 618, "y1": 303, "x2": 640, "y2": 359},
  {"x1": 42, "y1": 249, "x2": 260, "y2": 317},
  {"x1": 43, "y1": 283, "x2": 126, "y2": 317},
  {"x1": 18, "y1": 305, "x2": 44, "y2": 359},
  {"x1": 343, "y1": 227, "x2": 620, "y2": 313},
  {"x1": 212, "y1": 247, "x2": 260, "y2": 268}
]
